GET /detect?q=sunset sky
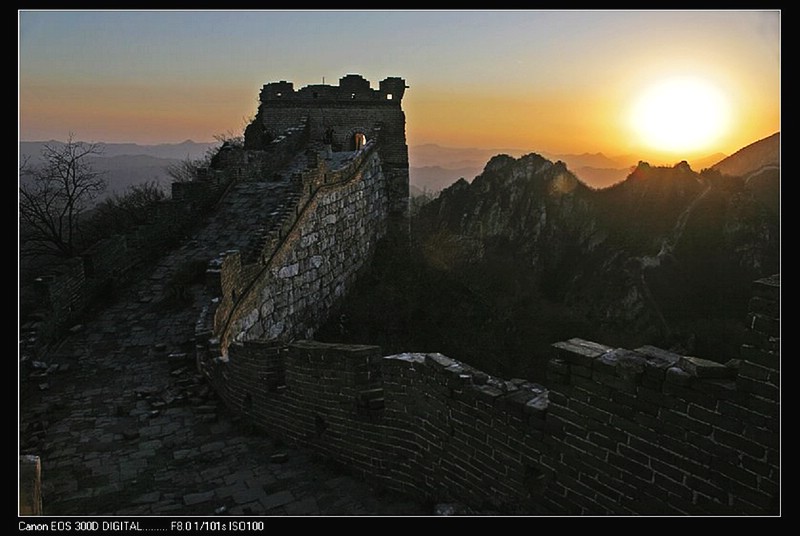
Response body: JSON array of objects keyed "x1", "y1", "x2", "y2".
[{"x1": 19, "y1": 10, "x2": 780, "y2": 163}]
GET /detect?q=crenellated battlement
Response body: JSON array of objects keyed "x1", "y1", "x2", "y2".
[
  {"x1": 199, "y1": 274, "x2": 779, "y2": 515},
  {"x1": 259, "y1": 74, "x2": 407, "y2": 104}
]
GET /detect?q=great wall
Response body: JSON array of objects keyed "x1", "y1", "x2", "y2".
[{"x1": 20, "y1": 75, "x2": 779, "y2": 515}]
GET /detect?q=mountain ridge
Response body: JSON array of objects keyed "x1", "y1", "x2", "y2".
[
  {"x1": 324, "y1": 133, "x2": 780, "y2": 381},
  {"x1": 409, "y1": 143, "x2": 730, "y2": 192}
]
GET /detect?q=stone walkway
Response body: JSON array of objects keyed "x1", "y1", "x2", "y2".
[{"x1": 19, "y1": 150, "x2": 430, "y2": 516}]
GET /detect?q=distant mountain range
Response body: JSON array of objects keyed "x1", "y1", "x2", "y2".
[
  {"x1": 409, "y1": 143, "x2": 731, "y2": 194},
  {"x1": 19, "y1": 140, "x2": 217, "y2": 162},
  {"x1": 19, "y1": 140, "x2": 219, "y2": 198},
  {"x1": 20, "y1": 135, "x2": 775, "y2": 204}
]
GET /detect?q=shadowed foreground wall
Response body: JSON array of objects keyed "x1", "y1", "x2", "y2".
[{"x1": 200, "y1": 276, "x2": 779, "y2": 515}]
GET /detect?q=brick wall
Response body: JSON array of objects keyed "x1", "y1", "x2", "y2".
[{"x1": 201, "y1": 275, "x2": 780, "y2": 515}]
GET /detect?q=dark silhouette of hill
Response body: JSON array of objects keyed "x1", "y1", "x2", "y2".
[{"x1": 319, "y1": 137, "x2": 779, "y2": 382}]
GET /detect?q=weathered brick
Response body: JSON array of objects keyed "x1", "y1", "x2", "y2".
[
  {"x1": 564, "y1": 433, "x2": 609, "y2": 461},
  {"x1": 738, "y1": 360, "x2": 775, "y2": 382},
  {"x1": 746, "y1": 312, "x2": 779, "y2": 337},
  {"x1": 657, "y1": 437, "x2": 711, "y2": 475},
  {"x1": 636, "y1": 386, "x2": 687, "y2": 411},
  {"x1": 662, "y1": 382, "x2": 716, "y2": 407},
  {"x1": 739, "y1": 344, "x2": 779, "y2": 369},
  {"x1": 714, "y1": 428, "x2": 766, "y2": 459},
  {"x1": 654, "y1": 472, "x2": 692, "y2": 501},
  {"x1": 740, "y1": 454, "x2": 772, "y2": 476},
  {"x1": 759, "y1": 476, "x2": 779, "y2": 498},
  {"x1": 685, "y1": 430, "x2": 739, "y2": 462},
  {"x1": 687, "y1": 474, "x2": 728, "y2": 503},
  {"x1": 717, "y1": 400, "x2": 769, "y2": 427},
  {"x1": 732, "y1": 496, "x2": 777, "y2": 515},
  {"x1": 547, "y1": 358, "x2": 570, "y2": 375},
  {"x1": 631, "y1": 410, "x2": 662, "y2": 432},
  {"x1": 571, "y1": 364, "x2": 593, "y2": 378},
  {"x1": 690, "y1": 378, "x2": 742, "y2": 400},
  {"x1": 560, "y1": 453, "x2": 602, "y2": 480},
  {"x1": 650, "y1": 457, "x2": 685, "y2": 483},
  {"x1": 742, "y1": 424, "x2": 778, "y2": 450},
  {"x1": 628, "y1": 436, "x2": 681, "y2": 467},
  {"x1": 736, "y1": 376, "x2": 779, "y2": 400},
  {"x1": 609, "y1": 414, "x2": 660, "y2": 443},
  {"x1": 571, "y1": 375, "x2": 612, "y2": 397},
  {"x1": 661, "y1": 409, "x2": 712, "y2": 436},
  {"x1": 587, "y1": 431, "x2": 619, "y2": 451},
  {"x1": 709, "y1": 459, "x2": 758, "y2": 489},
  {"x1": 618, "y1": 444, "x2": 650, "y2": 466},
  {"x1": 597, "y1": 472, "x2": 640, "y2": 500},
  {"x1": 593, "y1": 371, "x2": 636, "y2": 393},
  {"x1": 747, "y1": 295, "x2": 779, "y2": 317},
  {"x1": 569, "y1": 398, "x2": 612, "y2": 424},
  {"x1": 547, "y1": 404, "x2": 589, "y2": 436},
  {"x1": 608, "y1": 452, "x2": 653, "y2": 482},
  {"x1": 589, "y1": 394, "x2": 633, "y2": 419},
  {"x1": 578, "y1": 473, "x2": 622, "y2": 502},
  {"x1": 546, "y1": 388, "x2": 568, "y2": 406},
  {"x1": 557, "y1": 384, "x2": 591, "y2": 403},
  {"x1": 687, "y1": 403, "x2": 744, "y2": 434},
  {"x1": 746, "y1": 394, "x2": 779, "y2": 418},
  {"x1": 718, "y1": 477, "x2": 775, "y2": 510},
  {"x1": 566, "y1": 489, "x2": 606, "y2": 515}
]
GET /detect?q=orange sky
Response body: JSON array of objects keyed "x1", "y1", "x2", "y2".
[{"x1": 19, "y1": 10, "x2": 780, "y2": 164}]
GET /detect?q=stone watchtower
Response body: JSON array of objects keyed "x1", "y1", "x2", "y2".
[{"x1": 244, "y1": 74, "x2": 410, "y2": 234}]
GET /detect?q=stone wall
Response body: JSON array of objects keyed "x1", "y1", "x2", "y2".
[
  {"x1": 200, "y1": 275, "x2": 779, "y2": 515},
  {"x1": 201, "y1": 142, "x2": 389, "y2": 354},
  {"x1": 20, "y1": 121, "x2": 309, "y2": 353}
]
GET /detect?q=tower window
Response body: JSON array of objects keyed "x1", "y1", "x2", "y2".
[
  {"x1": 350, "y1": 93, "x2": 356, "y2": 99},
  {"x1": 386, "y1": 93, "x2": 393, "y2": 100}
]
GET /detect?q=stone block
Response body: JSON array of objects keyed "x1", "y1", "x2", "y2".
[
  {"x1": 552, "y1": 339, "x2": 613, "y2": 367},
  {"x1": 678, "y1": 356, "x2": 733, "y2": 378},
  {"x1": 665, "y1": 366, "x2": 694, "y2": 386},
  {"x1": 183, "y1": 491, "x2": 215, "y2": 506}
]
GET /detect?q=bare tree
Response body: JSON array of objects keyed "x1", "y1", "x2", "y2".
[
  {"x1": 166, "y1": 148, "x2": 216, "y2": 183},
  {"x1": 19, "y1": 135, "x2": 107, "y2": 257},
  {"x1": 84, "y1": 180, "x2": 166, "y2": 241}
]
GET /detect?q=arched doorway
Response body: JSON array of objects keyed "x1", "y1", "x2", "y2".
[{"x1": 352, "y1": 132, "x2": 367, "y2": 151}]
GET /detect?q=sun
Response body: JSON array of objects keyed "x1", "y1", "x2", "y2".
[{"x1": 630, "y1": 76, "x2": 730, "y2": 155}]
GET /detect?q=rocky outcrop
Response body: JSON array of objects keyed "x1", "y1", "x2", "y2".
[{"x1": 414, "y1": 150, "x2": 779, "y2": 355}]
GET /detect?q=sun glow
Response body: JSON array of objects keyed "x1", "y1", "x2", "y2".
[{"x1": 630, "y1": 77, "x2": 730, "y2": 155}]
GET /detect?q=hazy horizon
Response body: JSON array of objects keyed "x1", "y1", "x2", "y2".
[
  {"x1": 19, "y1": 136, "x2": 752, "y2": 171},
  {"x1": 19, "y1": 10, "x2": 779, "y2": 165}
]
